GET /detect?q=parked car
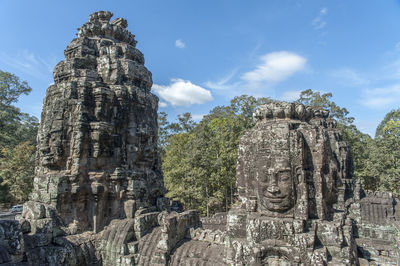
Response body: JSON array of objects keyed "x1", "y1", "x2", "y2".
[{"x1": 9, "y1": 205, "x2": 23, "y2": 213}]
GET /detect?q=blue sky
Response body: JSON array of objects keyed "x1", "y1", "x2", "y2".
[{"x1": 1, "y1": 0, "x2": 400, "y2": 136}]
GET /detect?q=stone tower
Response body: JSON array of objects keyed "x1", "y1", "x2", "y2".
[
  {"x1": 32, "y1": 11, "x2": 164, "y2": 233},
  {"x1": 226, "y1": 102, "x2": 358, "y2": 264}
]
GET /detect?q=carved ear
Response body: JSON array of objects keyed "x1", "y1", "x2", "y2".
[{"x1": 294, "y1": 167, "x2": 303, "y2": 185}]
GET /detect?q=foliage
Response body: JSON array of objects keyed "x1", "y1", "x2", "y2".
[
  {"x1": 344, "y1": 108, "x2": 400, "y2": 193},
  {"x1": 157, "y1": 111, "x2": 169, "y2": 153},
  {"x1": 162, "y1": 91, "x2": 365, "y2": 215},
  {"x1": 295, "y1": 89, "x2": 354, "y2": 125},
  {"x1": 375, "y1": 109, "x2": 400, "y2": 138},
  {"x1": 0, "y1": 141, "x2": 35, "y2": 204},
  {"x1": 161, "y1": 95, "x2": 272, "y2": 216},
  {"x1": 342, "y1": 125, "x2": 375, "y2": 189},
  {"x1": 369, "y1": 115, "x2": 400, "y2": 194},
  {"x1": 163, "y1": 133, "x2": 201, "y2": 210},
  {"x1": 294, "y1": 90, "x2": 372, "y2": 185},
  {"x1": 158, "y1": 112, "x2": 196, "y2": 155},
  {"x1": 169, "y1": 112, "x2": 196, "y2": 134},
  {"x1": 0, "y1": 70, "x2": 32, "y2": 105},
  {"x1": 0, "y1": 70, "x2": 38, "y2": 204},
  {"x1": 161, "y1": 90, "x2": 400, "y2": 214},
  {"x1": 0, "y1": 70, "x2": 38, "y2": 147},
  {"x1": 294, "y1": 90, "x2": 400, "y2": 194}
]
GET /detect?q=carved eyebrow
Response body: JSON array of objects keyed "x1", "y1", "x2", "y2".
[
  {"x1": 277, "y1": 169, "x2": 291, "y2": 173},
  {"x1": 265, "y1": 168, "x2": 291, "y2": 174}
]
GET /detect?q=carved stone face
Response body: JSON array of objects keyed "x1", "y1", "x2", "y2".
[{"x1": 256, "y1": 158, "x2": 295, "y2": 213}]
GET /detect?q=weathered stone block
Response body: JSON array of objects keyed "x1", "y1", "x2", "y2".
[
  {"x1": 134, "y1": 212, "x2": 159, "y2": 239},
  {"x1": 22, "y1": 201, "x2": 46, "y2": 220}
]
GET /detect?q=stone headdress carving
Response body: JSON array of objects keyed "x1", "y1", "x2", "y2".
[{"x1": 236, "y1": 101, "x2": 352, "y2": 220}]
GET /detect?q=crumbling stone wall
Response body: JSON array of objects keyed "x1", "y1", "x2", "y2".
[
  {"x1": 0, "y1": 220, "x2": 24, "y2": 264},
  {"x1": 350, "y1": 187, "x2": 400, "y2": 265}
]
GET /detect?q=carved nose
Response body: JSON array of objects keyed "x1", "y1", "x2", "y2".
[{"x1": 267, "y1": 184, "x2": 280, "y2": 194}]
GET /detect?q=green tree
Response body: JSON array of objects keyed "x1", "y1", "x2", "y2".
[
  {"x1": 0, "y1": 70, "x2": 38, "y2": 147},
  {"x1": 379, "y1": 120, "x2": 400, "y2": 194},
  {"x1": 342, "y1": 124, "x2": 375, "y2": 189},
  {"x1": 0, "y1": 141, "x2": 35, "y2": 204},
  {"x1": 168, "y1": 112, "x2": 196, "y2": 134},
  {"x1": 294, "y1": 90, "x2": 372, "y2": 184},
  {"x1": 368, "y1": 114, "x2": 400, "y2": 195},
  {"x1": 229, "y1": 94, "x2": 273, "y2": 128},
  {"x1": 157, "y1": 111, "x2": 197, "y2": 159},
  {"x1": 158, "y1": 111, "x2": 169, "y2": 153},
  {"x1": 0, "y1": 70, "x2": 38, "y2": 204},
  {"x1": 375, "y1": 109, "x2": 400, "y2": 138},
  {"x1": 162, "y1": 95, "x2": 272, "y2": 216},
  {"x1": 295, "y1": 89, "x2": 354, "y2": 125},
  {"x1": 163, "y1": 132, "x2": 203, "y2": 210}
]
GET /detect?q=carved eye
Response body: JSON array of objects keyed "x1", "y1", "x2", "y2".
[{"x1": 278, "y1": 171, "x2": 291, "y2": 182}]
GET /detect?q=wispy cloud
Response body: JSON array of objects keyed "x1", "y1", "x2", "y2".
[
  {"x1": 381, "y1": 58, "x2": 400, "y2": 80},
  {"x1": 279, "y1": 90, "x2": 302, "y2": 101},
  {"x1": 159, "y1": 101, "x2": 168, "y2": 108},
  {"x1": 175, "y1": 39, "x2": 185, "y2": 49},
  {"x1": 241, "y1": 51, "x2": 307, "y2": 88},
  {"x1": 361, "y1": 85, "x2": 400, "y2": 109},
  {"x1": 0, "y1": 50, "x2": 55, "y2": 81},
  {"x1": 330, "y1": 68, "x2": 369, "y2": 86},
  {"x1": 205, "y1": 51, "x2": 307, "y2": 98},
  {"x1": 192, "y1": 114, "x2": 205, "y2": 121},
  {"x1": 248, "y1": 42, "x2": 263, "y2": 60},
  {"x1": 205, "y1": 69, "x2": 239, "y2": 90},
  {"x1": 153, "y1": 78, "x2": 213, "y2": 107},
  {"x1": 312, "y1": 7, "x2": 328, "y2": 30}
]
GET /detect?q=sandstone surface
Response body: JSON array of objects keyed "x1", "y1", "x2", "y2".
[{"x1": 0, "y1": 11, "x2": 399, "y2": 266}]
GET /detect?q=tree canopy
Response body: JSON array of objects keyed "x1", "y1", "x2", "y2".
[
  {"x1": 0, "y1": 70, "x2": 38, "y2": 205},
  {"x1": 370, "y1": 116, "x2": 400, "y2": 193},
  {"x1": 375, "y1": 109, "x2": 400, "y2": 138},
  {"x1": 161, "y1": 95, "x2": 272, "y2": 216},
  {"x1": 161, "y1": 90, "x2": 400, "y2": 216},
  {"x1": 295, "y1": 89, "x2": 354, "y2": 125}
]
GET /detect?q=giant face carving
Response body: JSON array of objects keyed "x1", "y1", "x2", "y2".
[{"x1": 255, "y1": 157, "x2": 295, "y2": 213}]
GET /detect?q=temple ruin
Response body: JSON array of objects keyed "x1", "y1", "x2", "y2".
[{"x1": 0, "y1": 11, "x2": 399, "y2": 266}]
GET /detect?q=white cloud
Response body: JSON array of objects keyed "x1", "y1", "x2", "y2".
[
  {"x1": 362, "y1": 85, "x2": 400, "y2": 109},
  {"x1": 241, "y1": 51, "x2": 307, "y2": 87},
  {"x1": 0, "y1": 50, "x2": 55, "y2": 81},
  {"x1": 312, "y1": 8, "x2": 328, "y2": 30},
  {"x1": 152, "y1": 78, "x2": 213, "y2": 107},
  {"x1": 175, "y1": 39, "x2": 185, "y2": 48},
  {"x1": 192, "y1": 114, "x2": 205, "y2": 121},
  {"x1": 331, "y1": 68, "x2": 369, "y2": 86},
  {"x1": 159, "y1": 101, "x2": 168, "y2": 108},
  {"x1": 280, "y1": 90, "x2": 302, "y2": 101}
]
